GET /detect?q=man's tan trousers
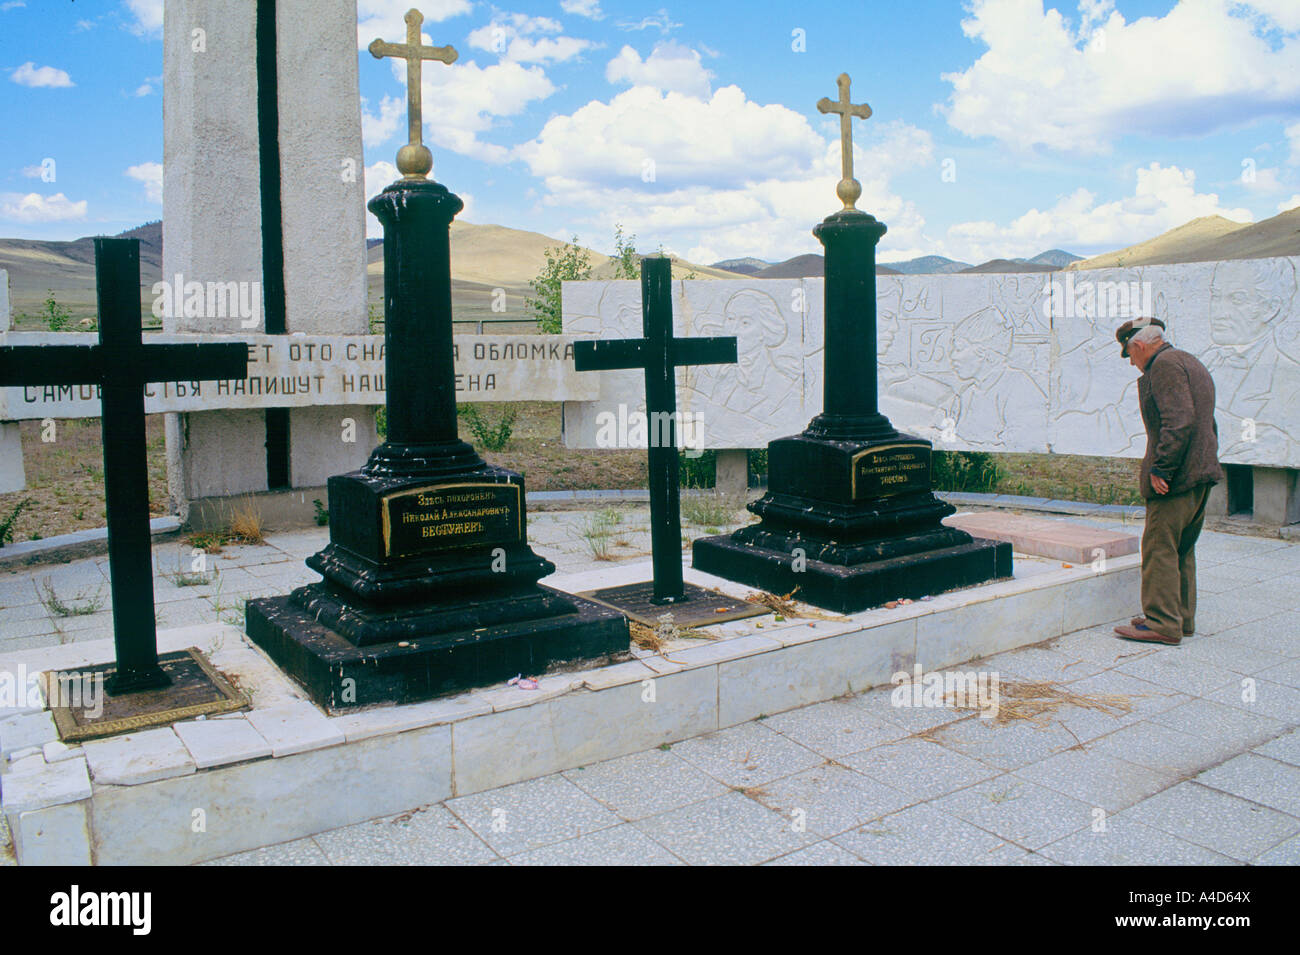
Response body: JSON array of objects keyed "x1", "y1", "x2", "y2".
[{"x1": 1141, "y1": 483, "x2": 1212, "y2": 638}]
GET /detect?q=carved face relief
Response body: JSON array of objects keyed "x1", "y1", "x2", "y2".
[
  {"x1": 723, "y1": 289, "x2": 787, "y2": 385},
  {"x1": 1209, "y1": 259, "x2": 1296, "y2": 347}
]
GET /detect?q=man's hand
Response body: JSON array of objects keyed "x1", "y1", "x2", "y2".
[{"x1": 1151, "y1": 474, "x2": 1169, "y2": 495}]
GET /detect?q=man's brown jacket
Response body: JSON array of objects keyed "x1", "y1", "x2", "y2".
[{"x1": 1138, "y1": 342, "x2": 1225, "y2": 500}]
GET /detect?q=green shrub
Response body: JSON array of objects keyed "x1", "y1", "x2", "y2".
[
  {"x1": 679, "y1": 449, "x2": 716, "y2": 489},
  {"x1": 0, "y1": 499, "x2": 32, "y2": 547},
  {"x1": 42, "y1": 290, "x2": 72, "y2": 331},
  {"x1": 930, "y1": 451, "x2": 1002, "y2": 493},
  {"x1": 461, "y1": 405, "x2": 516, "y2": 451}
]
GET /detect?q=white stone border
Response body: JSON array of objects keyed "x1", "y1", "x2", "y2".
[{"x1": 0, "y1": 554, "x2": 1137, "y2": 865}]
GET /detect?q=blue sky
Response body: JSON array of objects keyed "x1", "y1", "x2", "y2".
[{"x1": 2, "y1": 0, "x2": 1299, "y2": 265}]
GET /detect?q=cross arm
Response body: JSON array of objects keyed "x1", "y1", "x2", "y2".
[
  {"x1": 574, "y1": 339, "x2": 646, "y2": 372},
  {"x1": 671, "y1": 336, "x2": 738, "y2": 367},
  {"x1": 368, "y1": 40, "x2": 458, "y2": 64},
  {"x1": 0, "y1": 343, "x2": 248, "y2": 387},
  {"x1": 0, "y1": 345, "x2": 101, "y2": 386},
  {"x1": 140, "y1": 343, "x2": 249, "y2": 382}
]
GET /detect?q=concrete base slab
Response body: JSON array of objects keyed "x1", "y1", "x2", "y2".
[
  {"x1": 0, "y1": 550, "x2": 1138, "y2": 865},
  {"x1": 943, "y1": 512, "x2": 1139, "y2": 564}
]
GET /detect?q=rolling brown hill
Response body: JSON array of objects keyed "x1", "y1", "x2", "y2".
[
  {"x1": 961, "y1": 259, "x2": 1057, "y2": 274},
  {"x1": 1067, "y1": 208, "x2": 1300, "y2": 270},
  {"x1": 0, "y1": 220, "x2": 730, "y2": 327},
  {"x1": 747, "y1": 253, "x2": 900, "y2": 278}
]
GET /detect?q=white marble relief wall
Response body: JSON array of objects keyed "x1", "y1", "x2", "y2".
[{"x1": 561, "y1": 256, "x2": 1300, "y2": 469}]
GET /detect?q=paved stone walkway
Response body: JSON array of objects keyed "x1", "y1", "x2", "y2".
[{"x1": 2, "y1": 507, "x2": 1297, "y2": 865}]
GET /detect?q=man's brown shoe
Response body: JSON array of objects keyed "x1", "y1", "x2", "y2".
[
  {"x1": 1131, "y1": 615, "x2": 1194, "y2": 636},
  {"x1": 1115, "y1": 624, "x2": 1181, "y2": 645}
]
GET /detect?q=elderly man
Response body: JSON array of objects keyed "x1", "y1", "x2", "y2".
[{"x1": 1114, "y1": 319, "x2": 1224, "y2": 646}]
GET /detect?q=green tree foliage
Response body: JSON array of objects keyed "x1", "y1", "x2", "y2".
[
  {"x1": 612, "y1": 223, "x2": 639, "y2": 279},
  {"x1": 526, "y1": 237, "x2": 592, "y2": 334}
]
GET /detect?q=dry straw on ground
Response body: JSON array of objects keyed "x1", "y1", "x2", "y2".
[
  {"x1": 228, "y1": 498, "x2": 265, "y2": 544},
  {"x1": 745, "y1": 588, "x2": 850, "y2": 622},
  {"x1": 628, "y1": 618, "x2": 715, "y2": 655},
  {"x1": 949, "y1": 678, "x2": 1134, "y2": 727}
]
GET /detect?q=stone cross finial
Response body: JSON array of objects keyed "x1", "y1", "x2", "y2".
[
  {"x1": 817, "y1": 72, "x2": 872, "y2": 211},
  {"x1": 368, "y1": 8, "x2": 458, "y2": 180}
]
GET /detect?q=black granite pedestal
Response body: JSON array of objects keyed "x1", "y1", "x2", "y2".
[
  {"x1": 693, "y1": 209, "x2": 1011, "y2": 613},
  {"x1": 246, "y1": 178, "x2": 628, "y2": 710}
]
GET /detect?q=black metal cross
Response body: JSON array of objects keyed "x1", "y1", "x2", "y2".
[
  {"x1": 0, "y1": 238, "x2": 248, "y2": 694},
  {"x1": 574, "y1": 256, "x2": 737, "y2": 604}
]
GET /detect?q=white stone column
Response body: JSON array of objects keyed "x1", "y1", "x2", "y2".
[
  {"x1": 1252, "y1": 466, "x2": 1300, "y2": 526},
  {"x1": 714, "y1": 449, "x2": 749, "y2": 496},
  {"x1": 162, "y1": 0, "x2": 375, "y2": 516}
]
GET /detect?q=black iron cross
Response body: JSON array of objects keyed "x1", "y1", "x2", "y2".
[
  {"x1": 574, "y1": 256, "x2": 737, "y2": 604},
  {"x1": 0, "y1": 238, "x2": 248, "y2": 694}
]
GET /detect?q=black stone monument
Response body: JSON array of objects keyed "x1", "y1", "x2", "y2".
[
  {"x1": 692, "y1": 75, "x2": 1011, "y2": 613},
  {"x1": 244, "y1": 19, "x2": 627, "y2": 709}
]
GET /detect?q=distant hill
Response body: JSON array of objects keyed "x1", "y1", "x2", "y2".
[
  {"x1": 365, "y1": 222, "x2": 734, "y2": 286},
  {"x1": 961, "y1": 258, "x2": 1059, "y2": 274},
  {"x1": 1026, "y1": 249, "x2": 1081, "y2": 268},
  {"x1": 0, "y1": 221, "x2": 163, "y2": 321},
  {"x1": 753, "y1": 253, "x2": 823, "y2": 278},
  {"x1": 1064, "y1": 212, "x2": 1300, "y2": 270},
  {"x1": 0, "y1": 219, "x2": 736, "y2": 324},
  {"x1": 710, "y1": 256, "x2": 770, "y2": 275},
  {"x1": 879, "y1": 254, "x2": 971, "y2": 274},
  {"x1": 743, "y1": 253, "x2": 897, "y2": 278}
]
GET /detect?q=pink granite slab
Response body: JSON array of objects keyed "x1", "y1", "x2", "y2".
[{"x1": 943, "y1": 512, "x2": 1139, "y2": 564}]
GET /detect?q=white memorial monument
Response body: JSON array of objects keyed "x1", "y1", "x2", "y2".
[
  {"x1": 162, "y1": 0, "x2": 373, "y2": 524},
  {"x1": 563, "y1": 256, "x2": 1300, "y2": 523}
]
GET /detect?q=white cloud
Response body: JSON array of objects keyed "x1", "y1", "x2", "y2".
[
  {"x1": 0, "y1": 192, "x2": 87, "y2": 222},
  {"x1": 126, "y1": 162, "x2": 163, "y2": 204},
  {"x1": 1280, "y1": 194, "x2": 1300, "y2": 212},
  {"x1": 1243, "y1": 164, "x2": 1285, "y2": 193},
  {"x1": 361, "y1": 95, "x2": 405, "y2": 147},
  {"x1": 74, "y1": 19, "x2": 94, "y2": 31},
  {"x1": 942, "y1": 162, "x2": 1254, "y2": 262},
  {"x1": 518, "y1": 85, "x2": 822, "y2": 188},
  {"x1": 134, "y1": 74, "x2": 161, "y2": 97},
  {"x1": 941, "y1": 0, "x2": 1300, "y2": 153},
  {"x1": 401, "y1": 57, "x2": 555, "y2": 163},
  {"x1": 123, "y1": 0, "x2": 162, "y2": 37},
  {"x1": 1, "y1": 2, "x2": 27, "y2": 11},
  {"x1": 1242, "y1": 0, "x2": 1300, "y2": 32},
  {"x1": 616, "y1": 9, "x2": 681, "y2": 34},
  {"x1": 364, "y1": 160, "x2": 400, "y2": 237},
  {"x1": 357, "y1": 0, "x2": 472, "y2": 49},
  {"x1": 467, "y1": 13, "x2": 593, "y2": 63},
  {"x1": 1287, "y1": 121, "x2": 1300, "y2": 164},
  {"x1": 561, "y1": 0, "x2": 603, "y2": 19},
  {"x1": 19, "y1": 164, "x2": 43, "y2": 178},
  {"x1": 9, "y1": 62, "x2": 73, "y2": 88},
  {"x1": 605, "y1": 42, "x2": 712, "y2": 98},
  {"x1": 516, "y1": 82, "x2": 933, "y2": 261}
]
